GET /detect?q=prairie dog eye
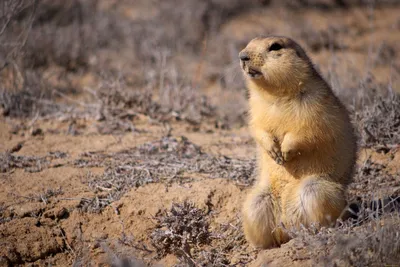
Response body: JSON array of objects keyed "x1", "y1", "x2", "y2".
[{"x1": 269, "y1": 43, "x2": 283, "y2": 51}]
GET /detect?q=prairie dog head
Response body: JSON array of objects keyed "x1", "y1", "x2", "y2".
[{"x1": 239, "y1": 36, "x2": 315, "y2": 93}]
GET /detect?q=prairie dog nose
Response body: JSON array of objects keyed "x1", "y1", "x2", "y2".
[{"x1": 239, "y1": 51, "x2": 250, "y2": 61}]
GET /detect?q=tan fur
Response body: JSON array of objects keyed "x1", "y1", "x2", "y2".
[{"x1": 240, "y1": 36, "x2": 357, "y2": 248}]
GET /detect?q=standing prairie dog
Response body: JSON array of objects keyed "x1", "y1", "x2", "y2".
[{"x1": 240, "y1": 36, "x2": 357, "y2": 248}]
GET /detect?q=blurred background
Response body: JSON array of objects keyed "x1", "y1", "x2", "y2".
[{"x1": 1, "y1": 0, "x2": 399, "y2": 129}]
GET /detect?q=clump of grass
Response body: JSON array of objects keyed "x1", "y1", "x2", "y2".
[
  {"x1": 354, "y1": 92, "x2": 400, "y2": 152},
  {"x1": 0, "y1": 68, "x2": 62, "y2": 117},
  {"x1": 0, "y1": 0, "x2": 128, "y2": 118},
  {"x1": 152, "y1": 205, "x2": 254, "y2": 266},
  {"x1": 348, "y1": 157, "x2": 400, "y2": 200},
  {"x1": 321, "y1": 216, "x2": 400, "y2": 266},
  {"x1": 192, "y1": 217, "x2": 255, "y2": 266},
  {"x1": 0, "y1": 152, "x2": 48, "y2": 173},
  {"x1": 345, "y1": 156, "x2": 400, "y2": 226},
  {"x1": 2, "y1": 0, "x2": 123, "y2": 70},
  {"x1": 151, "y1": 201, "x2": 211, "y2": 262},
  {"x1": 0, "y1": 151, "x2": 69, "y2": 173},
  {"x1": 94, "y1": 75, "x2": 157, "y2": 117},
  {"x1": 25, "y1": 187, "x2": 64, "y2": 204},
  {"x1": 92, "y1": 71, "x2": 217, "y2": 132},
  {"x1": 288, "y1": 211, "x2": 400, "y2": 267}
]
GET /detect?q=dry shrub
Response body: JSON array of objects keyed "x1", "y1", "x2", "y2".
[
  {"x1": 321, "y1": 217, "x2": 400, "y2": 266},
  {"x1": 287, "y1": 209, "x2": 400, "y2": 266},
  {"x1": 354, "y1": 92, "x2": 400, "y2": 151},
  {"x1": 0, "y1": 1, "x2": 56, "y2": 117},
  {"x1": 0, "y1": 151, "x2": 68, "y2": 173},
  {"x1": 0, "y1": 152, "x2": 48, "y2": 173},
  {"x1": 0, "y1": 69, "x2": 62, "y2": 117},
  {"x1": 192, "y1": 217, "x2": 255, "y2": 266},
  {"x1": 24, "y1": 187, "x2": 64, "y2": 205},
  {"x1": 94, "y1": 73, "x2": 216, "y2": 129},
  {"x1": 151, "y1": 203, "x2": 253, "y2": 266},
  {"x1": 2, "y1": 0, "x2": 123, "y2": 70},
  {"x1": 151, "y1": 202, "x2": 211, "y2": 260},
  {"x1": 0, "y1": 0, "x2": 36, "y2": 60},
  {"x1": 0, "y1": 0, "x2": 128, "y2": 118}
]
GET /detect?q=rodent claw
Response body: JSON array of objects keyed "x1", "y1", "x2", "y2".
[
  {"x1": 267, "y1": 147, "x2": 284, "y2": 165},
  {"x1": 275, "y1": 157, "x2": 284, "y2": 165}
]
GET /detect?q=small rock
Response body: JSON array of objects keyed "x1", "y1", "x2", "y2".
[
  {"x1": 9, "y1": 142, "x2": 23, "y2": 153},
  {"x1": 31, "y1": 128, "x2": 43, "y2": 136},
  {"x1": 56, "y1": 207, "x2": 69, "y2": 219}
]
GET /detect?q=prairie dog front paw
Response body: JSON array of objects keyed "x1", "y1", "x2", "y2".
[
  {"x1": 262, "y1": 136, "x2": 284, "y2": 165},
  {"x1": 280, "y1": 133, "x2": 302, "y2": 163}
]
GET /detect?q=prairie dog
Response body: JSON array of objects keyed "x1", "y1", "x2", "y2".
[{"x1": 240, "y1": 36, "x2": 357, "y2": 248}]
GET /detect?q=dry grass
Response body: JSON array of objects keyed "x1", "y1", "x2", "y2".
[
  {"x1": 0, "y1": 151, "x2": 68, "y2": 173},
  {"x1": 151, "y1": 202, "x2": 211, "y2": 260},
  {"x1": 354, "y1": 92, "x2": 400, "y2": 151},
  {"x1": 0, "y1": 0, "x2": 130, "y2": 118},
  {"x1": 76, "y1": 136, "x2": 255, "y2": 212},
  {"x1": 0, "y1": 152, "x2": 48, "y2": 173},
  {"x1": 288, "y1": 213, "x2": 400, "y2": 267},
  {"x1": 324, "y1": 218, "x2": 400, "y2": 267},
  {"x1": 2, "y1": 0, "x2": 123, "y2": 69},
  {"x1": 15, "y1": 187, "x2": 64, "y2": 205},
  {"x1": 151, "y1": 202, "x2": 255, "y2": 267},
  {"x1": 92, "y1": 74, "x2": 217, "y2": 132}
]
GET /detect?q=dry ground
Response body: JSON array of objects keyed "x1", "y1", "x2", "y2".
[{"x1": 1, "y1": 1, "x2": 400, "y2": 266}]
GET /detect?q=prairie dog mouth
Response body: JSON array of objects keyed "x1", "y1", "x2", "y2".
[
  {"x1": 247, "y1": 68, "x2": 262, "y2": 78},
  {"x1": 240, "y1": 60, "x2": 262, "y2": 79}
]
